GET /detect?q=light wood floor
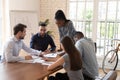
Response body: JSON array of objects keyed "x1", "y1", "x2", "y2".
[
  {"x1": 45, "y1": 69, "x2": 120, "y2": 80},
  {"x1": 99, "y1": 69, "x2": 120, "y2": 80}
]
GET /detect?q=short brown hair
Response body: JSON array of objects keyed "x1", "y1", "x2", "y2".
[{"x1": 13, "y1": 23, "x2": 27, "y2": 35}]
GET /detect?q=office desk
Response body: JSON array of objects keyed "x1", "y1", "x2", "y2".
[{"x1": 0, "y1": 62, "x2": 62, "y2": 80}]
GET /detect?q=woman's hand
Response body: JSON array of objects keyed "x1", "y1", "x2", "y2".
[{"x1": 47, "y1": 57, "x2": 64, "y2": 71}]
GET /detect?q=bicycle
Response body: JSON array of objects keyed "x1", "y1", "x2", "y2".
[{"x1": 102, "y1": 43, "x2": 120, "y2": 74}]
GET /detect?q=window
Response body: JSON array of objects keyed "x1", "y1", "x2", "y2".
[
  {"x1": 0, "y1": 0, "x2": 10, "y2": 56},
  {"x1": 97, "y1": 0, "x2": 120, "y2": 56},
  {"x1": 0, "y1": 0, "x2": 2, "y2": 51},
  {"x1": 69, "y1": 0, "x2": 120, "y2": 66},
  {"x1": 69, "y1": 0, "x2": 94, "y2": 38}
]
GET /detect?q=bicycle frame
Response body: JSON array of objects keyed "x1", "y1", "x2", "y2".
[{"x1": 108, "y1": 44, "x2": 120, "y2": 63}]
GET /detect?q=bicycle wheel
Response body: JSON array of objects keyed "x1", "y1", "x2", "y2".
[{"x1": 102, "y1": 50, "x2": 118, "y2": 74}]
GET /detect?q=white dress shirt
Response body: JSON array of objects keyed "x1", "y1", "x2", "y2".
[
  {"x1": 2, "y1": 37, "x2": 41, "y2": 62},
  {"x1": 75, "y1": 37, "x2": 99, "y2": 79}
]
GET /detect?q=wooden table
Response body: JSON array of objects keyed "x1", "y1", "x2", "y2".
[{"x1": 0, "y1": 62, "x2": 62, "y2": 80}]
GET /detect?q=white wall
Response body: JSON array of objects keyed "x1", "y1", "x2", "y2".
[
  {"x1": 9, "y1": 0, "x2": 40, "y2": 18},
  {"x1": 2, "y1": 0, "x2": 41, "y2": 40},
  {"x1": 1, "y1": 0, "x2": 41, "y2": 55},
  {"x1": 40, "y1": 0, "x2": 68, "y2": 49}
]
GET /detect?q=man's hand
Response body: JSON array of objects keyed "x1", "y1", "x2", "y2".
[
  {"x1": 39, "y1": 52, "x2": 47, "y2": 57},
  {"x1": 39, "y1": 51, "x2": 49, "y2": 57},
  {"x1": 25, "y1": 55, "x2": 33, "y2": 60},
  {"x1": 44, "y1": 49, "x2": 51, "y2": 54},
  {"x1": 39, "y1": 50, "x2": 56, "y2": 57}
]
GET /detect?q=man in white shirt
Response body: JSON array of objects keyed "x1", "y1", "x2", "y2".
[
  {"x1": 74, "y1": 31, "x2": 99, "y2": 80},
  {"x1": 2, "y1": 23, "x2": 44, "y2": 62}
]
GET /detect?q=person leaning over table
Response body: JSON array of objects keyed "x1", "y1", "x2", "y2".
[
  {"x1": 55, "y1": 10, "x2": 76, "y2": 42},
  {"x1": 30, "y1": 22, "x2": 56, "y2": 52},
  {"x1": 2, "y1": 23, "x2": 45, "y2": 63},
  {"x1": 74, "y1": 31, "x2": 99, "y2": 80},
  {"x1": 45, "y1": 36, "x2": 84, "y2": 80}
]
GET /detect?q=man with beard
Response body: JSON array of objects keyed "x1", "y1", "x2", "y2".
[
  {"x1": 30, "y1": 23, "x2": 56, "y2": 52},
  {"x1": 2, "y1": 23, "x2": 43, "y2": 62}
]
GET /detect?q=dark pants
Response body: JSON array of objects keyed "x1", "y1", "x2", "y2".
[
  {"x1": 48, "y1": 73, "x2": 69, "y2": 80},
  {"x1": 48, "y1": 72, "x2": 95, "y2": 80},
  {"x1": 83, "y1": 74, "x2": 95, "y2": 80}
]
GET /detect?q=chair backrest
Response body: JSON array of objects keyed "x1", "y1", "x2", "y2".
[
  {"x1": 102, "y1": 71, "x2": 117, "y2": 80},
  {"x1": 94, "y1": 42, "x2": 97, "y2": 53}
]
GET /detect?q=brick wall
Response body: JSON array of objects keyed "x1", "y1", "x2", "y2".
[{"x1": 39, "y1": 0, "x2": 68, "y2": 49}]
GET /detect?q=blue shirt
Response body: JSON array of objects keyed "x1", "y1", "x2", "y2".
[{"x1": 30, "y1": 33, "x2": 56, "y2": 51}]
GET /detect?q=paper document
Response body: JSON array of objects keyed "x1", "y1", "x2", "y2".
[
  {"x1": 19, "y1": 55, "x2": 55, "y2": 65},
  {"x1": 44, "y1": 53, "x2": 57, "y2": 58},
  {"x1": 32, "y1": 56, "x2": 39, "y2": 59},
  {"x1": 33, "y1": 58, "x2": 45, "y2": 63},
  {"x1": 41, "y1": 61, "x2": 54, "y2": 65},
  {"x1": 19, "y1": 60, "x2": 34, "y2": 63},
  {"x1": 19, "y1": 56, "x2": 42, "y2": 63},
  {"x1": 56, "y1": 51, "x2": 64, "y2": 54}
]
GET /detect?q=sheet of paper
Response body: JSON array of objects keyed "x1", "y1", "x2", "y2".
[
  {"x1": 33, "y1": 58, "x2": 45, "y2": 63},
  {"x1": 19, "y1": 55, "x2": 56, "y2": 65},
  {"x1": 56, "y1": 51, "x2": 64, "y2": 54},
  {"x1": 44, "y1": 53, "x2": 57, "y2": 58},
  {"x1": 32, "y1": 56, "x2": 39, "y2": 59},
  {"x1": 19, "y1": 60, "x2": 34, "y2": 63},
  {"x1": 19, "y1": 56, "x2": 41, "y2": 63},
  {"x1": 41, "y1": 61, "x2": 54, "y2": 65}
]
